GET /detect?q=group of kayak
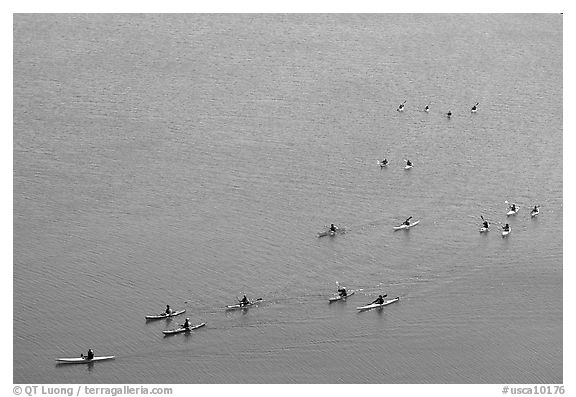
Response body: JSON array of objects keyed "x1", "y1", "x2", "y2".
[
  {"x1": 319, "y1": 217, "x2": 420, "y2": 237},
  {"x1": 479, "y1": 203, "x2": 540, "y2": 237},
  {"x1": 319, "y1": 202, "x2": 540, "y2": 239},
  {"x1": 397, "y1": 100, "x2": 479, "y2": 116},
  {"x1": 378, "y1": 158, "x2": 413, "y2": 169},
  {"x1": 329, "y1": 283, "x2": 400, "y2": 311},
  {"x1": 56, "y1": 297, "x2": 260, "y2": 363}
]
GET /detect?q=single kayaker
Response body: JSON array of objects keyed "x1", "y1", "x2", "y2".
[
  {"x1": 397, "y1": 101, "x2": 406, "y2": 111},
  {"x1": 337, "y1": 285, "x2": 348, "y2": 297},
  {"x1": 510, "y1": 203, "x2": 517, "y2": 212},
  {"x1": 371, "y1": 295, "x2": 385, "y2": 305},
  {"x1": 81, "y1": 349, "x2": 94, "y2": 360},
  {"x1": 424, "y1": 104, "x2": 430, "y2": 112},
  {"x1": 239, "y1": 295, "x2": 250, "y2": 306},
  {"x1": 183, "y1": 318, "x2": 191, "y2": 329},
  {"x1": 482, "y1": 220, "x2": 489, "y2": 229},
  {"x1": 532, "y1": 205, "x2": 539, "y2": 212},
  {"x1": 471, "y1": 102, "x2": 478, "y2": 112},
  {"x1": 503, "y1": 223, "x2": 510, "y2": 231},
  {"x1": 165, "y1": 305, "x2": 172, "y2": 315},
  {"x1": 406, "y1": 159, "x2": 412, "y2": 167},
  {"x1": 403, "y1": 216, "x2": 412, "y2": 226},
  {"x1": 381, "y1": 159, "x2": 388, "y2": 165},
  {"x1": 329, "y1": 223, "x2": 337, "y2": 233},
  {"x1": 447, "y1": 110, "x2": 452, "y2": 118}
]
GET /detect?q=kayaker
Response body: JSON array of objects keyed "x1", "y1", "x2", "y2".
[
  {"x1": 471, "y1": 102, "x2": 478, "y2": 112},
  {"x1": 381, "y1": 159, "x2": 388, "y2": 165},
  {"x1": 532, "y1": 205, "x2": 539, "y2": 212},
  {"x1": 82, "y1": 349, "x2": 94, "y2": 360},
  {"x1": 447, "y1": 110, "x2": 452, "y2": 118},
  {"x1": 329, "y1": 224, "x2": 337, "y2": 233},
  {"x1": 239, "y1": 295, "x2": 250, "y2": 306},
  {"x1": 406, "y1": 159, "x2": 412, "y2": 166},
  {"x1": 424, "y1": 105, "x2": 430, "y2": 112},
  {"x1": 397, "y1": 101, "x2": 405, "y2": 111},
  {"x1": 338, "y1": 285, "x2": 348, "y2": 297},
  {"x1": 165, "y1": 305, "x2": 172, "y2": 315},
  {"x1": 183, "y1": 318, "x2": 191, "y2": 329},
  {"x1": 403, "y1": 216, "x2": 412, "y2": 226},
  {"x1": 371, "y1": 295, "x2": 385, "y2": 305},
  {"x1": 503, "y1": 223, "x2": 510, "y2": 231}
]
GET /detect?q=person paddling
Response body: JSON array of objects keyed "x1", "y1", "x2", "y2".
[
  {"x1": 403, "y1": 216, "x2": 413, "y2": 226},
  {"x1": 182, "y1": 318, "x2": 191, "y2": 329},
  {"x1": 406, "y1": 159, "x2": 412, "y2": 167},
  {"x1": 239, "y1": 295, "x2": 250, "y2": 306},
  {"x1": 471, "y1": 102, "x2": 479, "y2": 112},
  {"x1": 329, "y1": 223, "x2": 337, "y2": 233},
  {"x1": 502, "y1": 223, "x2": 510, "y2": 232},
  {"x1": 482, "y1": 220, "x2": 489, "y2": 229},
  {"x1": 446, "y1": 110, "x2": 452, "y2": 118},
  {"x1": 532, "y1": 205, "x2": 539, "y2": 213},
  {"x1": 165, "y1": 305, "x2": 172, "y2": 315},
  {"x1": 337, "y1": 285, "x2": 348, "y2": 297},
  {"x1": 371, "y1": 295, "x2": 386, "y2": 305},
  {"x1": 424, "y1": 104, "x2": 430, "y2": 112},
  {"x1": 397, "y1": 101, "x2": 406, "y2": 111},
  {"x1": 381, "y1": 158, "x2": 388, "y2": 166},
  {"x1": 509, "y1": 203, "x2": 517, "y2": 212},
  {"x1": 81, "y1": 349, "x2": 94, "y2": 360}
]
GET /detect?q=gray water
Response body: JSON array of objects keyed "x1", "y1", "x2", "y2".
[{"x1": 13, "y1": 14, "x2": 562, "y2": 384}]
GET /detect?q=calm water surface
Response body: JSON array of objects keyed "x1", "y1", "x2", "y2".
[{"x1": 13, "y1": 14, "x2": 562, "y2": 383}]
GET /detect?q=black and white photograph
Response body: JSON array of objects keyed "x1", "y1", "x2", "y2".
[{"x1": 11, "y1": 7, "x2": 567, "y2": 392}]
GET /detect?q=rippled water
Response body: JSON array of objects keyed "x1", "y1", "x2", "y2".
[{"x1": 13, "y1": 14, "x2": 562, "y2": 383}]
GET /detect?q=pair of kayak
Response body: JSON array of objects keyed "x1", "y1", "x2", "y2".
[
  {"x1": 357, "y1": 297, "x2": 400, "y2": 311},
  {"x1": 329, "y1": 290, "x2": 355, "y2": 302},
  {"x1": 393, "y1": 220, "x2": 420, "y2": 230},
  {"x1": 56, "y1": 355, "x2": 115, "y2": 364},
  {"x1": 163, "y1": 322, "x2": 206, "y2": 335},
  {"x1": 145, "y1": 309, "x2": 186, "y2": 320}
]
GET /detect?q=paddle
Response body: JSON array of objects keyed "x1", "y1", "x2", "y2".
[{"x1": 236, "y1": 297, "x2": 263, "y2": 307}]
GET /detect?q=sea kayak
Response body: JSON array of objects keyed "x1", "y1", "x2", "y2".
[
  {"x1": 393, "y1": 220, "x2": 420, "y2": 230},
  {"x1": 479, "y1": 226, "x2": 489, "y2": 233},
  {"x1": 56, "y1": 356, "x2": 115, "y2": 364},
  {"x1": 162, "y1": 322, "x2": 206, "y2": 335},
  {"x1": 507, "y1": 207, "x2": 519, "y2": 216},
  {"x1": 329, "y1": 290, "x2": 355, "y2": 302},
  {"x1": 502, "y1": 227, "x2": 511, "y2": 237},
  {"x1": 145, "y1": 309, "x2": 186, "y2": 320},
  {"x1": 404, "y1": 164, "x2": 413, "y2": 170},
  {"x1": 357, "y1": 297, "x2": 400, "y2": 311},
  {"x1": 225, "y1": 298, "x2": 262, "y2": 310},
  {"x1": 317, "y1": 228, "x2": 345, "y2": 238}
]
